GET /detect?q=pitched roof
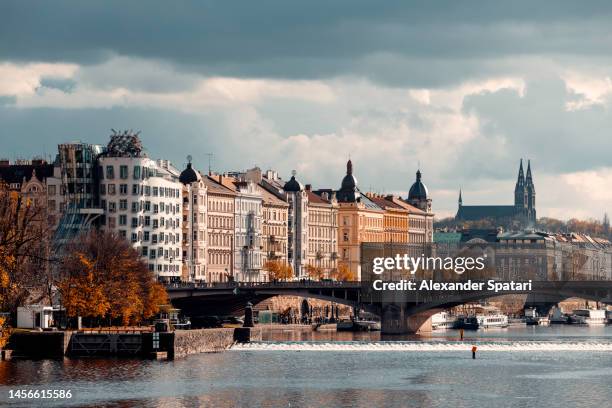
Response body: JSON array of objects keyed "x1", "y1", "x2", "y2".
[
  {"x1": 306, "y1": 190, "x2": 331, "y2": 205},
  {"x1": 258, "y1": 184, "x2": 288, "y2": 207},
  {"x1": 202, "y1": 175, "x2": 236, "y2": 196}
]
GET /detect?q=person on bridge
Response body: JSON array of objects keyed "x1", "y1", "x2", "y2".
[{"x1": 472, "y1": 346, "x2": 477, "y2": 359}]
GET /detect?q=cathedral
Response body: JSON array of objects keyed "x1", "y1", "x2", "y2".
[{"x1": 455, "y1": 159, "x2": 536, "y2": 227}]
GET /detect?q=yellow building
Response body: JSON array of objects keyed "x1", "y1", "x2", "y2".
[
  {"x1": 366, "y1": 193, "x2": 410, "y2": 243},
  {"x1": 320, "y1": 160, "x2": 385, "y2": 279}
]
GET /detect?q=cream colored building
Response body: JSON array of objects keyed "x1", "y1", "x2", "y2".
[
  {"x1": 259, "y1": 185, "x2": 289, "y2": 269},
  {"x1": 179, "y1": 161, "x2": 208, "y2": 282},
  {"x1": 202, "y1": 174, "x2": 236, "y2": 282},
  {"x1": 305, "y1": 186, "x2": 338, "y2": 276}
]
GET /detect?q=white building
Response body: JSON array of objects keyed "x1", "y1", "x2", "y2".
[
  {"x1": 282, "y1": 171, "x2": 309, "y2": 278},
  {"x1": 179, "y1": 160, "x2": 208, "y2": 282},
  {"x1": 98, "y1": 134, "x2": 183, "y2": 282},
  {"x1": 219, "y1": 173, "x2": 264, "y2": 282}
]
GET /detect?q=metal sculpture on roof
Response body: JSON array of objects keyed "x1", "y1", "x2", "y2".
[{"x1": 103, "y1": 129, "x2": 144, "y2": 157}]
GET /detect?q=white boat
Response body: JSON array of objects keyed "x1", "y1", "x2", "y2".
[
  {"x1": 572, "y1": 309, "x2": 607, "y2": 325},
  {"x1": 549, "y1": 306, "x2": 568, "y2": 324},
  {"x1": 431, "y1": 311, "x2": 456, "y2": 330},
  {"x1": 476, "y1": 314, "x2": 508, "y2": 328}
]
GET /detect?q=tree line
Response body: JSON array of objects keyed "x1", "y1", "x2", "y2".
[{"x1": 435, "y1": 214, "x2": 612, "y2": 240}]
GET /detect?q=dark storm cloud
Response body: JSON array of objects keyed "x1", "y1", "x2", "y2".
[{"x1": 3, "y1": 1, "x2": 612, "y2": 87}]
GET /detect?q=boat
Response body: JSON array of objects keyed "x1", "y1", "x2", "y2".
[
  {"x1": 476, "y1": 314, "x2": 509, "y2": 328},
  {"x1": 337, "y1": 319, "x2": 381, "y2": 332},
  {"x1": 508, "y1": 317, "x2": 526, "y2": 326},
  {"x1": 572, "y1": 309, "x2": 607, "y2": 325},
  {"x1": 524, "y1": 308, "x2": 548, "y2": 326},
  {"x1": 452, "y1": 316, "x2": 479, "y2": 330},
  {"x1": 537, "y1": 316, "x2": 550, "y2": 326},
  {"x1": 549, "y1": 306, "x2": 569, "y2": 324},
  {"x1": 431, "y1": 311, "x2": 456, "y2": 330}
]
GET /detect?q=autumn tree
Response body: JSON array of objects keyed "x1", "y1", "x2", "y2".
[
  {"x1": 305, "y1": 264, "x2": 324, "y2": 280},
  {"x1": 331, "y1": 263, "x2": 356, "y2": 281},
  {"x1": 0, "y1": 183, "x2": 50, "y2": 314},
  {"x1": 264, "y1": 260, "x2": 294, "y2": 281},
  {"x1": 58, "y1": 230, "x2": 168, "y2": 326}
]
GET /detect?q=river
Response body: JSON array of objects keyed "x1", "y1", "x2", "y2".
[{"x1": 1, "y1": 326, "x2": 612, "y2": 407}]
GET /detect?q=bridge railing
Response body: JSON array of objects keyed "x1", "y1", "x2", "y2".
[{"x1": 165, "y1": 280, "x2": 362, "y2": 290}]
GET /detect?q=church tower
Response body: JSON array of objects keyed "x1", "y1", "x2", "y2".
[
  {"x1": 514, "y1": 159, "x2": 527, "y2": 218},
  {"x1": 525, "y1": 160, "x2": 536, "y2": 223}
]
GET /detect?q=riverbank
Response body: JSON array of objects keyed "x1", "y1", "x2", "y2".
[{"x1": 3, "y1": 327, "x2": 262, "y2": 360}]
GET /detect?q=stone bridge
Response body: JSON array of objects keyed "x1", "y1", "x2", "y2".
[{"x1": 167, "y1": 280, "x2": 612, "y2": 334}]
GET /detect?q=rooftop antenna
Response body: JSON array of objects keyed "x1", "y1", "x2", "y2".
[
  {"x1": 187, "y1": 154, "x2": 192, "y2": 164},
  {"x1": 206, "y1": 153, "x2": 214, "y2": 174}
]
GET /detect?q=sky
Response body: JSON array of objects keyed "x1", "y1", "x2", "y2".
[{"x1": 2, "y1": 1, "x2": 612, "y2": 219}]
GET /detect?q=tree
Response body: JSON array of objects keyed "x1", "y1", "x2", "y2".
[
  {"x1": 331, "y1": 263, "x2": 355, "y2": 281},
  {"x1": 264, "y1": 260, "x2": 293, "y2": 281},
  {"x1": 57, "y1": 230, "x2": 168, "y2": 326},
  {"x1": 305, "y1": 264, "x2": 324, "y2": 280},
  {"x1": 0, "y1": 183, "x2": 50, "y2": 314}
]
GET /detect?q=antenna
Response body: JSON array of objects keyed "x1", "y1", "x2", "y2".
[
  {"x1": 206, "y1": 153, "x2": 214, "y2": 174},
  {"x1": 186, "y1": 154, "x2": 192, "y2": 164}
]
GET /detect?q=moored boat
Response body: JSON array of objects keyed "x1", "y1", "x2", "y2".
[{"x1": 476, "y1": 314, "x2": 509, "y2": 328}]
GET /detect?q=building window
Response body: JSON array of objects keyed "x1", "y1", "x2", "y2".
[
  {"x1": 144, "y1": 231, "x2": 150, "y2": 241},
  {"x1": 145, "y1": 186, "x2": 151, "y2": 196},
  {"x1": 100, "y1": 184, "x2": 106, "y2": 195},
  {"x1": 132, "y1": 184, "x2": 139, "y2": 195},
  {"x1": 133, "y1": 165, "x2": 141, "y2": 180},
  {"x1": 131, "y1": 233, "x2": 137, "y2": 243},
  {"x1": 120, "y1": 184, "x2": 128, "y2": 195},
  {"x1": 106, "y1": 165, "x2": 114, "y2": 179},
  {"x1": 131, "y1": 217, "x2": 138, "y2": 228},
  {"x1": 120, "y1": 165, "x2": 128, "y2": 179},
  {"x1": 108, "y1": 202, "x2": 116, "y2": 213},
  {"x1": 107, "y1": 184, "x2": 116, "y2": 195},
  {"x1": 144, "y1": 216, "x2": 151, "y2": 226},
  {"x1": 119, "y1": 215, "x2": 127, "y2": 226},
  {"x1": 153, "y1": 187, "x2": 159, "y2": 197},
  {"x1": 119, "y1": 199, "x2": 128, "y2": 211},
  {"x1": 131, "y1": 202, "x2": 139, "y2": 213},
  {"x1": 119, "y1": 230, "x2": 126, "y2": 238}
]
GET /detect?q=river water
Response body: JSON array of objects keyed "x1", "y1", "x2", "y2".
[{"x1": 1, "y1": 326, "x2": 612, "y2": 407}]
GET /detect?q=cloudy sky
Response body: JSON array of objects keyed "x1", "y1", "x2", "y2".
[{"x1": 2, "y1": 1, "x2": 612, "y2": 219}]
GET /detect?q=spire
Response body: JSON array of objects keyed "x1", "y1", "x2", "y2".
[
  {"x1": 416, "y1": 169, "x2": 422, "y2": 181},
  {"x1": 526, "y1": 160, "x2": 533, "y2": 183},
  {"x1": 517, "y1": 158, "x2": 524, "y2": 182},
  {"x1": 458, "y1": 189, "x2": 463, "y2": 206},
  {"x1": 346, "y1": 159, "x2": 353, "y2": 176}
]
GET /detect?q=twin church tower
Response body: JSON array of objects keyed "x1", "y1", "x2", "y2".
[{"x1": 456, "y1": 159, "x2": 536, "y2": 227}]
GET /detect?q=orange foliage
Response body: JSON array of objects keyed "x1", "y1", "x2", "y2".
[
  {"x1": 305, "y1": 264, "x2": 325, "y2": 280},
  {"x1": 265, "y1": 260, "x2": 294, "y2": 281},
  {"x1": 58, "y1": 231, "x2": 168, "y2": 326},
  {"x1": 331, "y1": 263, "x2": 355, "y2": 281}
]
